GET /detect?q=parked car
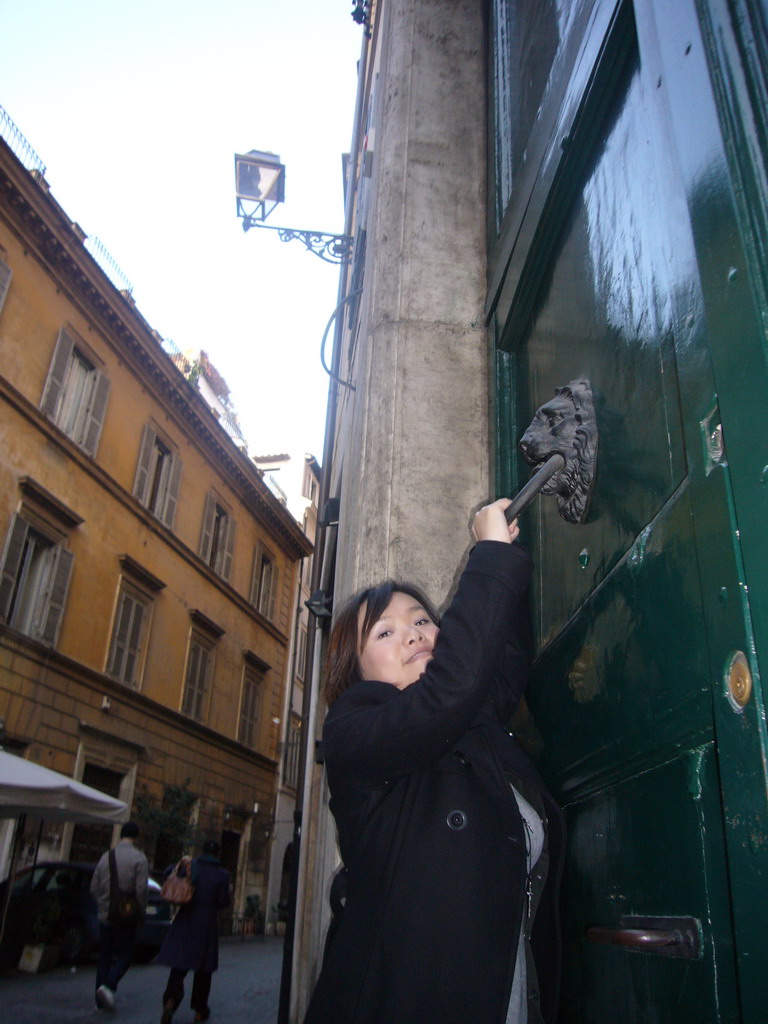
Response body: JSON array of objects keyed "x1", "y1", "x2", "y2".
[{"x1": 0, "y1": 860, "x2": 172, "y2": 965}]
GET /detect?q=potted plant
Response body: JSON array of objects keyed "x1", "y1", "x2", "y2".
[{"x1": 18, "y1": 896, "x2": 62, "y2": 973}]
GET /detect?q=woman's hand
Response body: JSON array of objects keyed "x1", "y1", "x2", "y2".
[{"x1": 472, "y1": 498, "x2": 520, "y2": 544}]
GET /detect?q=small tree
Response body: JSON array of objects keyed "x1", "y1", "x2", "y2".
[{"x1": 136, "y1": 779, "x2": 202, "y2": 869}]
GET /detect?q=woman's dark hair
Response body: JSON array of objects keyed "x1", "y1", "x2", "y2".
[{"x1": 324, "y1": 581, "x2": 440, "y2": 706}]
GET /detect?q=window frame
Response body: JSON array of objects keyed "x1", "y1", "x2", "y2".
[
  {"x1": 0, "y1": 254, "x2": 12, "y2": 316},
  {"x1": 199, "y1": 492, "x2": 236, "y2": 581},
  {"x1": 182, "y1": 631, "x2": 216, "y2": 723},
  {"x1": 301, "y1": 463, "x2": 318, "y2": 504},
  {"x1": 250, "y1": 542, "x2": 278, "y2": 621},
  {"x1": 296, "y1": 623, "x2": 307, "y2": 682},
  {"x1": 40, "y1": 326, "x2": 111, "y2": 457},
  {"x1": 238, "y1": 662, "x2": 264, "y2": 749},
  {"x1": 0, "y1": 511, "x2": 74, "y2": 647},
  {"x1": 284, "y1": 714, "x2": 302, "y2": 790},
  {"x1": 133, "y1": 423, "x2": 183, "y2": 528},
  {"x1": 105, "y1": 581, "x2": 152, "y2": 689}
]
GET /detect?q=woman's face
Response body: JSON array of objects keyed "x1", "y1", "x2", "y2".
[{"x1": 357, "y1": 591, "x2": 439, "y2": 690}]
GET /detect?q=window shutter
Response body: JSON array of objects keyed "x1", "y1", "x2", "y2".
[
  {"x1": 239, "y1": 669, "x2": 262, "y2": 748},
  {"x1": 0, "y1": 514, "x2": 29, "y2": 621},
  {"x1": 81, "y1": 370, "x2": 111, "y2": 456},
  {"x1": 218, "y1": 515, "x2": 235, "y2": 581},
  {"x1": 182, "y1": 643, "x2": 200, "y2": 716},
  {"x1": 183, "y1": 640, "x2": 213, "y2": 721},
  {"x1": 250, "y1": 545, "x2": 262, "y2": 605},
  {"x1": 0, "y1": 258, "x2": 12, "y2": 315},
  {"x1": 108, "y1": 590, "x2": 135, "y2": 678},
  {"x1": 200, "y1": 646, "x2": 214, "y2": 721},
  {"x1": 264, "y1": 560, "x2": 277, "y2": 621},
  {"x1": 133, "y1": 424, "x2": 156, "y2": 505},
  {"x1": 123, "y1": 597, "x2": 145, "y2": 685},
  {"x1": 161, "y1": 453, "x2": 183, "y2": 529},
  {"x1": 38, "y1": 546, "x2": 74, "y2": 646},
  {"x1": 41, "y1": 327, "x2": 75, "y2": 419},
  {"x1": 199, "y1": 493, "x2": 216, "y2": 563}
]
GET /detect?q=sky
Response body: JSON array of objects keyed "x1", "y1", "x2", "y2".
[{"x1": 0, "y1": 0, "x2": 363, "y2": 462}]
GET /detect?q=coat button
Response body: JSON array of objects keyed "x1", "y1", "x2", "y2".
[{"x1": 447, "y1": 810, "x2": 468, "y2": 830}]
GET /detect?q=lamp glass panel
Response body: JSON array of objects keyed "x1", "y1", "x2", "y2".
[{"x1": 236, "y1": 158, "x2": 283, "y2": 203}]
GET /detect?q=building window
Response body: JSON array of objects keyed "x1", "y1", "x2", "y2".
[
  {"x1": 182, "y1": 632, "x2": 215, "y2": 722},
  {"x1": 105, "y1": 557, "x2": 164, "y2": 690},
  {"x1": 41, "y1": 326, "x2": 111, "y2": 456},
  {"x1": 199, "y1": 493, "x2": 235, "y2": 581},
  {"x1": 106, "y1": 584, "x2": 151, "y2": 688},
  {"x1": 296, "y1": 624, "x2": 307, "y2": 682},
  {"x1": 0, "y1": 255, "x2": 12, "y2": 316},
  {"x1": 301, "y1": 462, "x2": 318, "y2": 504},
  {"x1": 133, "y1": 424, "x2": 182, "y2": 528},
  {"x1": 284, "y1": 715, "x2": 301, "y2": 790},
  {"x1": 0, "y1": 514, "x2": 74, "y2": 645},
  {"x1": 238, "y1": 663, "x2": 264, "y2": 749},
  {"x1": 251, "y1": 543, "x2": 277, "y2": 621},
  {"x1": 302, "y1": 553, "x2": 313, "y2": 593}
]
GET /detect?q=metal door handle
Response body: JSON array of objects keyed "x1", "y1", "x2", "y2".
[
  {"x1": 586, "y1": 916, "x2": 702, "y2": 959},
  {"x1": 505, "y1": 453, "x2": 566, "y2": 523}
]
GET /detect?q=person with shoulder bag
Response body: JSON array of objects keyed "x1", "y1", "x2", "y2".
[
  {"x1": 156, "y1": 839, "x2": 231, "y2": 1024},
  {"x1": 89, "y1": 821, "x2": 149, "y2": 1012}
]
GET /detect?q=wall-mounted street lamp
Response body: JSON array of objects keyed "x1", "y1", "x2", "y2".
[
  {"x1": 305, "y1": 589, "x2": 333, "y2": 619},
  {"x1": 234, "y1": 150, "x2": 353, "y2": 265}
]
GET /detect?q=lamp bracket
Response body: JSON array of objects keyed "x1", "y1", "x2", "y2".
[{"x1": 240, "y1": 215, "x2": 353, "y2": 264}]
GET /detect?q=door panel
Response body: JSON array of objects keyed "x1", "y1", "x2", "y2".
[
  {"x1": 562, "y1": 746, "x2": 738, "y2": 1022},
  {"x1": 532, "y1": 482, "x2": 712, "y2": 796},
  {"x1": 490, "y1": 0, "x2": 768, "y2": 1018}
]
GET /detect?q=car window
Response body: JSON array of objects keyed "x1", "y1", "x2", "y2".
[{"x1": 32, "y1": 868, "x2": 55, "y2": 892}]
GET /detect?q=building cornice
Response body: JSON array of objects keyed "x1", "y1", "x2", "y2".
[{"x1": 0, "y1": 139, "x2": 312, "y2": 561}]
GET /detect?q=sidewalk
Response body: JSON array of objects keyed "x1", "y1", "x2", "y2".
[{"x1": 0, "y1": 936, "x2": 284, "y2": 1024}]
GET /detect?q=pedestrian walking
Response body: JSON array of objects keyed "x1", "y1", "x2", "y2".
[
  {"x1": 156, "y1": 839, "x2": 231, "y2": 1024},
  {"x1": 90, "y1": 820, "x2": 149, "y2": 1012}
]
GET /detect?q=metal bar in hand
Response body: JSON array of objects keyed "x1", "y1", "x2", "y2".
[{"x1": 505, "y1": 453, "x2": 566, "y2": 523}]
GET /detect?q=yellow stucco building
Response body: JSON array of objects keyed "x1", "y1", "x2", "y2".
[{"x1": 0, "y1": 124, "x2": 312, "y2": 916}]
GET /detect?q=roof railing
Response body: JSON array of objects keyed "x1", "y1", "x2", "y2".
[{"x1": 0, "y1": 105, "x2": 46, "y2": 176}]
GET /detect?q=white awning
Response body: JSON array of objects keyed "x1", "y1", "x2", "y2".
[{"x1": 0, "y1": 750, "x2": 128, "y2": 824}]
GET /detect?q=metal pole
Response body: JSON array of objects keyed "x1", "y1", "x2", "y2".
[{"x1": 504, "y1": 453, "x2": 566, "y2": 523}]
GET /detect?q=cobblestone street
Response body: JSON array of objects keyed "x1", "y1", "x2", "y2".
[{"x1": 0, "y1": 937, "x2": 283, "y2": 1024}]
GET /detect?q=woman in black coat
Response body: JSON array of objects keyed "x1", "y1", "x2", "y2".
[
  {"x1": 157, "y1": 840, "x2": 231, "y2": 1024},
  {"x1": 304, "y1": 499, "x2": 563, "y2": 1024}
]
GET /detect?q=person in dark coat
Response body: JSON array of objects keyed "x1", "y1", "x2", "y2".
[
  {"x1": 303, "y1": 499, "x2": 564, "y2": 1024},
  {"x1": 156, "y1": 840, "x2": 231, "y2": 1024}
]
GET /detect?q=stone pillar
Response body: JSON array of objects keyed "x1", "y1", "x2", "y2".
[{"x1": 336, "y1": 0, "x2": 490, "y2": 609}]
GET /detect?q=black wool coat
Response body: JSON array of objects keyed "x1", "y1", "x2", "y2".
[{"x1": 303, "y1": 541, "x2": 564, "y2": 1024}]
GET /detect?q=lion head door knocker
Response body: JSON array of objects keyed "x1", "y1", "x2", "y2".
[{"x1": 505, "y1": 379, "x2": 598, "y2": 525}]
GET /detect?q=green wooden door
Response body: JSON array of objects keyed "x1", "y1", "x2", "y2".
[{"x1": 488, "y1": 0, "x2": 768, "y2": 1019}]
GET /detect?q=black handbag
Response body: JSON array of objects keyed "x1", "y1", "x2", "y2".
[{"x1": 107, "y1": 849, "x2": 144, "y2": 925}]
